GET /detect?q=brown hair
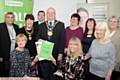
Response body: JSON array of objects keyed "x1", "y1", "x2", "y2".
[
  {"x1": 38, "y1": 10, "x2": 45, "y2": 16},
  {"x1": 25, "y1": 14, "x2": 34, "y2": 21},
  {"x1": 5, "y1": 12, "x2": 14, "y2": 18}
]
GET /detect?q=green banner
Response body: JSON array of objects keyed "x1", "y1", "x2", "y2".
[{"x1": 0, "y1": 0, "x2": 33, "y2": 28}]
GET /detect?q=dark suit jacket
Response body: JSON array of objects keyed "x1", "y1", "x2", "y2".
[
  {"x1": 34, "y1": 21, "x2": 41, "y2": 37},
  {"x1": 0, "y1": 22, "x2": 19, "y2": 61},
  {"x1": 0, "y1": 22, "x2": 19, "y2": 76},
  {"x1": 34, "y1": 21, "x2": 39, "y2": 27},
  {"x1": 36, "y1": 20, "x2": 66, "y2": 59},
  {"x1": 34, "y1": 21, "x2": 44, "y2": 26}
]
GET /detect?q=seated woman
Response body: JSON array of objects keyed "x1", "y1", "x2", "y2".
[{"x1": 53, "y1": 37, "x2": 87, "y2": 80}]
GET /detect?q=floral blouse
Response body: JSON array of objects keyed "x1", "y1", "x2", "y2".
[
  {"x1": 10, "y1": 48, "x2": 32, "y2": 77},
  {"x1": 58, "y1": 55, "x2": 86, "y2": 80}
]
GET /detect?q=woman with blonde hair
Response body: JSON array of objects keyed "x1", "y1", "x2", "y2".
[
  {"x1": 67, "y1": 36, "x2": 83, "y2": 57},
  {"x1": 87, "y1": 22, "x2": 115, "y2": 80},
  {"x1": 10, "y1": 33, "x2": 32, "y2": 77},
  {"x1": 53, "y1": 36, "x2": 87, "y2": 80},
  {"x1": 94, "y1": 22, "x2": 111, "y2": 44},
  {"x1": 108, "y1": 16, "x2": 120, "y2": 80}
]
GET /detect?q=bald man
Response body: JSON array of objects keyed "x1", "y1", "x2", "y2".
[{"x1": 36, "y1": 7, "x2": 66, "y2": 79}]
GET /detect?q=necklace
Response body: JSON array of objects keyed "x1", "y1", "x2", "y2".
[
  {"x1": 25, "y1": 28, "x2": 34, "y2": 40},
  {"x1": 46, "y1": 21, "x2": 59, "y2": 36}
]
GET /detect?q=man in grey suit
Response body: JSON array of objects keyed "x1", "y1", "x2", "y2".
[{"x1": 0, "y1": 12, "x2": 19, "y2": 76}]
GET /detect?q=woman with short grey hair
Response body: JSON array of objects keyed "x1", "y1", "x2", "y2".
[{"x1": 87, "y1": 22, "x2": 115, "y2": 80}]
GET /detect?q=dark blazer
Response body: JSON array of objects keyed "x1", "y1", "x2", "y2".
[
  {"x1": 36, "y1": 20, "x2": 66, "y2": 59},
  {"x1": 34, "y1": 21, "x2": 44, "y2": 26},
  {"x1": 34, "y1": 21, "x2": 41, "y2": 37},
  {"x1": 34, "y1": 21, "x2": 39, "y2": 27},
  {"x1": 0, "y1": 22, "x2": 19, "y2": 76},
  {"x1": 0, "y1": 22, "x2": 19, "y2": 61}
]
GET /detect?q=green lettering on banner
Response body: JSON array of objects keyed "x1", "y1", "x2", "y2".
[{"x1": 0, "y1": 0, "x2": 33, "y2": 28}]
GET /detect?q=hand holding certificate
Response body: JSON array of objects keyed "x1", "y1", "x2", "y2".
[{"x1": 36, "y1": 39, "x2": 54, "y2": 60}]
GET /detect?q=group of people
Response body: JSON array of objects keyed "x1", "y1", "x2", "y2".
[{"x1": 0, "y1": 7, "x2": 120, "y2": 80}]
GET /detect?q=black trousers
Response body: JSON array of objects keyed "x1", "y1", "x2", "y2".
[
  {"x1": 111, "y1": 71, "x2": 120, "y2": 80},
  {"x1": 50, "y1": 74, "x2": 64, "y2": 80},
  {"x1": 0, "y1": 61, "x2": 10, "y2": 77},
  {"x1": 0, "y1": 62, "x2": 4, "y2": 77},
  {"x1": 38, "y1": 60, "x2": 57, "y2": 80},
  {"x1": 87, "y1": 72, "x2": 105, "y2": 80}
]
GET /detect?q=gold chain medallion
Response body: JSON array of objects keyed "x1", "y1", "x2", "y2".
[
  {"x1": 48, "y1": 30, "x2": 53, "y2": 36},
  {"x1": 46, "y1": 21, "x2": 59, "y2": 37},
  {"x1": 25, "y1": 28, "x2": 34, "y2": 40},
  {"x1": 28, "y1": 34, "x2": 32, "y2": 40}
]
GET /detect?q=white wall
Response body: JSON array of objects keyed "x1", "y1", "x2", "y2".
[
  {"x1": 89, "y1": 0, "x2": 120, "y2": 17},
  {"x1": 33, "y1": 0, "x2": 120, "y2": 26},
  {"x1": 33, "y1": 0, "x2": 86, "y2": 27}
]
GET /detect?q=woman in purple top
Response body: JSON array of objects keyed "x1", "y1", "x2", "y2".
[{"x1": 65, "y1": 13, "x2": 83, "y2": 48}]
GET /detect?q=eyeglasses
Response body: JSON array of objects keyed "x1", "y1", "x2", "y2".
[{"x1": 109, "y1": 20, "x2": 118, "y2": 23}]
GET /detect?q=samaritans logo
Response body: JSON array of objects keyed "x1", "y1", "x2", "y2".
[{"x1": 0, "y1": 0, "x2": 33, "y2": 28}]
